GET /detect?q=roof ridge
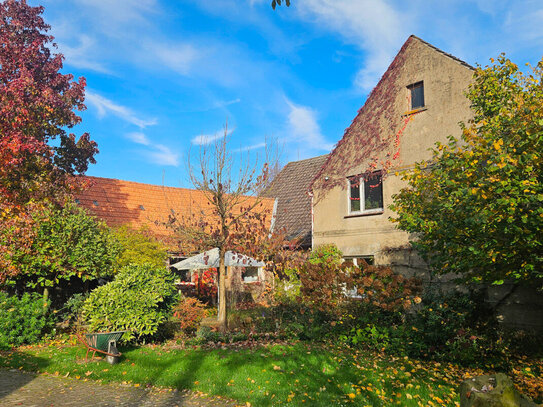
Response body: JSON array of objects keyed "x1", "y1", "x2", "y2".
[
  {"x1": 284, "y1": 154, "x2": 329, "y2": 166},
  {"x1": 409, "y1": 34, "x2": 475, "y2": 70},
  {"x1": 84, "y1": 176, "x2": 205, "y2": 194}
]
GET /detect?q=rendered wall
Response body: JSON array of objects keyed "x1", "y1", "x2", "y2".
[{"x1": 313, "y1": 38, "x2": 474, "y2": 265}]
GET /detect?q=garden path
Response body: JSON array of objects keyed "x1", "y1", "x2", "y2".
[{"x1": 0, "y1": 369, "x2": 238, "y2": 407}]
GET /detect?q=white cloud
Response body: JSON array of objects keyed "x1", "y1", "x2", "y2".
[
  {"x1": 285, "y1": 99, "x2": 333, "y2": 151},
  {"x1": 238, "y1": 142, "x2": 266, "y2": 152},
  {"x1": 56, "y1": 35, "x2": 110, "y2": 73},
  {"x1": 191, "y1": 127, "x2": 235, "y2": 145},
  {"x1": 124, "y1": 132, "x2": 178, "y2": 166},
  {"x1": 86, "y1": 91, "x2": 157, "y2": 128},
  {"x1": 214, "y1": 98, "x2": 241, "y2": 109},
  {"x1": 144, "y1": 144, "x2": 179, "y2": 166},
  {"x1": 74, "y1": 0, "x2": 158, "y2": 28},
  {"x1": 125, "y1": 132, "x2": 151, "y2": 146},
  {"x1": 297, "y1": 0, "x2": 407, "y2": 91},
  {"x1": 151, "y1": 43, "x2": 200, "y2": 75}
]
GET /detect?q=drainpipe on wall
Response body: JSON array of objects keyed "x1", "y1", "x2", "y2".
[{"x1": 307, "y1": 189, "x2": 314, "y2": 250}]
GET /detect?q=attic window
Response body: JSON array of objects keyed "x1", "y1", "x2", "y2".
[
  {"x1": 139, "y1": 205, "x2": 145, "y2": 210},
  {"x1": 407, "y1": 81, "x2": 424, "y2": 110},
  {"x1": 74, "y1": 199, "x2": 80, "y2": 204},
  {"x1": 92, "y1": 200, "x2": 99, "y2": 206}
]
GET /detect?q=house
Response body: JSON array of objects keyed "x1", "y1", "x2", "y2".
[
  {"x1": 310, "y1": 35, "x2": 474, "y2": 276},
  {"x1": 75, "y1": 176, "x2": 276, "y2": 291},
  {"x1": 262, "y1": 154, "x2": 328, "y2": 249}
]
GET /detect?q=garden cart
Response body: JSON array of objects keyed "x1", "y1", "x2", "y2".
[{"x1": 76, "y1": 330, "x2": 126, "y2": 364}]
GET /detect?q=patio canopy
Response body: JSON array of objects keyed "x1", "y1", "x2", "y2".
[{"x1": 171, "y1": 248, "x2": 265, "y2": 270}]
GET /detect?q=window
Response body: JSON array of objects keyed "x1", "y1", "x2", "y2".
[
  {"x1": 344, "y1": 256, "x2": 375, "y2": 267},
  {"x1": 242, "y1": 267, "x2": 259, "y2": 283},
  {"x1": 348, "y1": 171, "x2": 383, "y2": 214},
  {"x1": 407, "y1": 81, "x2": 424, "y2": 110}
]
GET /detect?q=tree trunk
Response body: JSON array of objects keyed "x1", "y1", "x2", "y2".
[
  {"x1": 43, "y1": 286, "x2": 50, "y2": 311},
  {"x1": 217, "y1": 246, "x2": 228, "y2": 331}
]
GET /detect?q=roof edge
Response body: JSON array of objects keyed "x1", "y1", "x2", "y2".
[{"x1": 409, "y1": 35, "x2": 475, "y2": 70}]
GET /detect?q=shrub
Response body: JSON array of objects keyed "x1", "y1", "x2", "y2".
[
  {"x1": 61, "y1": 292, "x2": 89, "y2": 326},
  {"x1": 81, "y1": 264, "x2": 177, "y2": 342},
  {"x1": 347, "y1": 262, "x2": 422, "y2": 311},
  {"x1": 195, "y1": 326, "x2": 222, "y2": 343},
  {"x1": 112, "y1": 226, "x2": 168, "y2": 270},
  {"x1": 403, "y1": 289, "x2": 479, "y2": 359},
  {"x1": 308, "y1": 244, "x2": 343, "y2": 266},
  {"x1": 299, "y1": 245, "x2": 348, "y2": 310},
  {"x1": 0, "y1": 292, "x2": 53, "y2": 349},
  {"x1": 193, "y1": 268, "x2": 217, "y2": 304},
  {"x1": 273, "y1": 266, "x2": 301, "y2": 304},
  {"x1": 172, "y1": 297, "x2": 207, "y2": 334},
  {"x1": 7, "y1": 202, "x2": 120, "y2": 298}
]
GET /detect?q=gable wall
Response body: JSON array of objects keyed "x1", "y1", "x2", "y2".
[{"x1": 312, "y1": 38, "x2": 474, "y2": 270}]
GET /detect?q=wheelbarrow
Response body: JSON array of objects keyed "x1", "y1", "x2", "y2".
[{"x1": 76, "y1": 330, "x2": 126, "y2": 364}]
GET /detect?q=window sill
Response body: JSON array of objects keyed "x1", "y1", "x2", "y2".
[
  {"x1": 344, "y1": 210, "x2": 384, "y2": 219},
  {"x1": 402, "y1": 107, "x2": 427, "y2": 116}
]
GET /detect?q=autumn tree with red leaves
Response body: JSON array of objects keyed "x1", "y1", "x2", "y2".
[
  {"x1": 0, "y1": 0, "x2": 98, "y2": 285},
  {"x1": 0, "y1": 0, "x2": 97, "y2": 204}
]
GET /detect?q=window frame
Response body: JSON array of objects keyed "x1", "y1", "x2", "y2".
[
  {"x1": 347, "y1": 171, "x2": 384, "y2": 216},
  {"x1": 242, "y1": 267, "x2": 260, "y2": 283},
  {"x1": 407, "y1": 81, "x2": 425, "y2": 110}
]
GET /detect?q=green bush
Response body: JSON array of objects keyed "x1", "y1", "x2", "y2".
[
  {"x1": 60, "y1": 292, "x2": 89, "y2": 326},
  {"x1": 81, "y1": 264, "x2": 177, "y2": 342},
  {"x1": 401, "y1": 289, "x2": 480, "y2": 360},
  {"x1": 0, "y1": 292, "x2": 53, "y2": 349},
  {"x1": 112, "y1": 226, "x2": 169, "y2": 270}
]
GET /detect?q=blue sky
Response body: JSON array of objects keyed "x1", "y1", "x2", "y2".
[{"x1": 36, "y1": 0, "x2": 543, "y2": 187}]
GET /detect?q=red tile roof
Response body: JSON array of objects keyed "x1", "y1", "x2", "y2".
[{"x1": 76, "y1": 177, "x2": 275, "y2": 250}]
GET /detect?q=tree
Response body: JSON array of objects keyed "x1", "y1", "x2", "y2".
[
  {"x1": 0, "y1": 0, "x2": 97, "y2": 205},
  {"x1": 2, "y1": 202, "x2": 121, "y2": 305},
  {"x1": 170, "y1": 125, "x2": 281, "y2": 331},
  {"x1": 112, "y1": 225, "x2": 169, "y2": 270},
  {"x1": 391, "y1": 55, "x2": 543, "y2": 289}
]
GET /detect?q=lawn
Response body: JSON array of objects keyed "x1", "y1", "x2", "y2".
[{"x1": 3, "y1": 339, "x2": 541, "y2": 406}]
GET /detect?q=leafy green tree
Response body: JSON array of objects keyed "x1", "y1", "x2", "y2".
[
  {"x1": 4, "y1": 202, "x2": 121, "y2": 304},
  {"x1": 391, "y1": 55, "x2": 543, "y2": 289},
  {"x1": 112, "y1": 226, "x2": 169, "y2": 270}
]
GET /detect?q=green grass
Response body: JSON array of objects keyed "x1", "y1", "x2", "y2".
[
  {"x1": 1, "y1": 341, "x2": 541, "y2": 406},
  {"x1": 1, "y1": 341, "x2": 464, "y2": 406}
]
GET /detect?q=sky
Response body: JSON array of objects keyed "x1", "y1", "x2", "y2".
[{"x1": 34, "y1": 0, "x2": 543, "y2": 188}]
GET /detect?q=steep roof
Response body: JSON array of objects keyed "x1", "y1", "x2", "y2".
[
  {"x1": 76, "y1": 176, "x2": 276, "y2": 250},
  {"x1": 263, "y1": 154, "x2": 328, "y2": 247},
  {"x1": 310, "y1": 35, "x2": 474, "y2": 195}
]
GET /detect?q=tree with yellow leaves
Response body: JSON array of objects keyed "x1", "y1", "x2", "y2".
[{"x1": 391, "y1": 55, "x2": 543, "y2": 289}]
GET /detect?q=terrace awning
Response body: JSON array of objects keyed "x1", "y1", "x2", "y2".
[{"x1": 170, "y1": 248, "x2": 265, "y2": 270}]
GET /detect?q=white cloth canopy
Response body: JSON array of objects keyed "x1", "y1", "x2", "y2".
[{"x1": 171, "y1": 248, "x2": 265, "y2": 270}]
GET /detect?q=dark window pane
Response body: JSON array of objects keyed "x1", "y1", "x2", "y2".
[
  {"x1": 364, "y1": 172, "x2": 383, "y2": 210},
  {"x1": 242, "y1": 267, "x2": 259, "y2": 282},
  {"x1": 410, "y1": 82, "x2": 424, "y2": 109},
  {"x1": 350, "y1": 178, "x2": 360, "y2": 212}
]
